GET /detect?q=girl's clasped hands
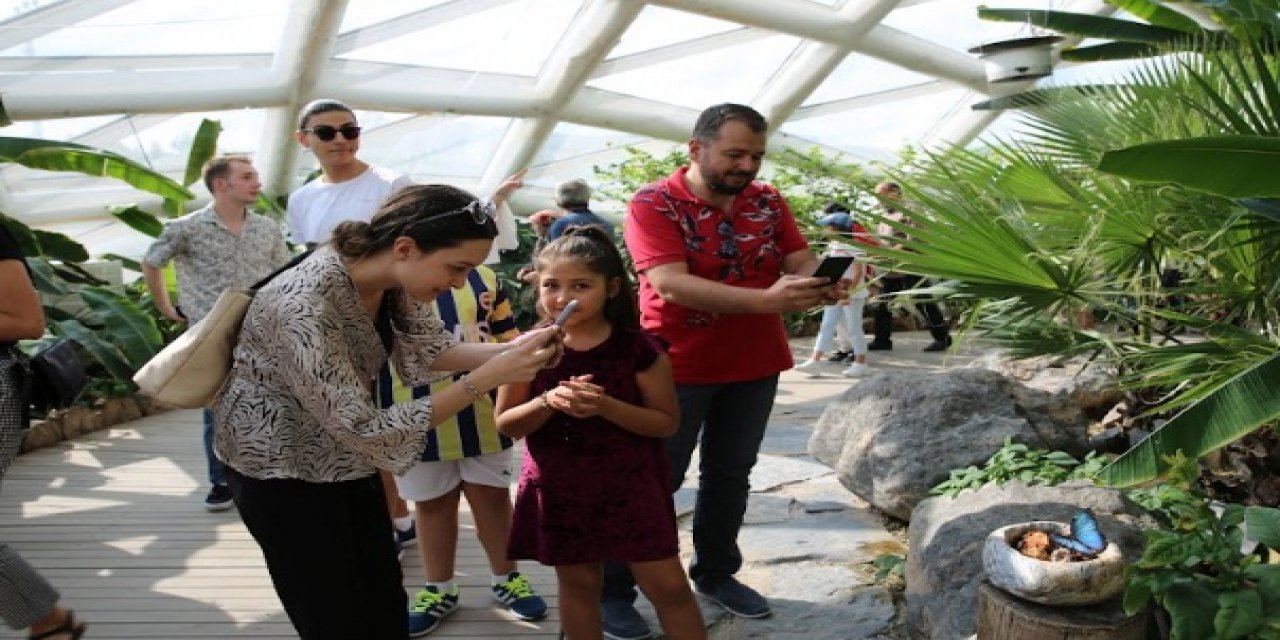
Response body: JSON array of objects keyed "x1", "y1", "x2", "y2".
[{"x1": 543, "y1": 374, "x2": 606, "y2": 418}]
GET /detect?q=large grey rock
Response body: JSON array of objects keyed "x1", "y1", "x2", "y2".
[
  {"x1": 808, "y1": 369, "x2": 1088, "y2": 520},
  {"x1": 904, "y1": 481, "x2": 1156, "y2": 640},
  {"x1": 967, "y1": 353, "x2": 1121, "y2": 414}
]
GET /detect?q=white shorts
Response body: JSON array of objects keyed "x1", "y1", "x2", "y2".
[{"x1": 394, "y1": 448, "x2": 515, "y2": 502}]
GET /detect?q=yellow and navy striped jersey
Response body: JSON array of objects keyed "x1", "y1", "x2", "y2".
[{"x1": 376, "y1": 265, "x2": 519, "y2": 461}]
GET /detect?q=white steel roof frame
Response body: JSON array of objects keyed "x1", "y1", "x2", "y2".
[{"x1": 0, "y1": 0, "x2": 1091, "y2": 224}]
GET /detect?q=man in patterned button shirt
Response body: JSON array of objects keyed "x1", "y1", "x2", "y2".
[{"x1": 143, "y1": 155, "x2": 291, "y2": 511}]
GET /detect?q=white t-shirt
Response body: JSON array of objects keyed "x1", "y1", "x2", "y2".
[{"x1": 286, "y1": 165, "x2": 415, "y2": 245}]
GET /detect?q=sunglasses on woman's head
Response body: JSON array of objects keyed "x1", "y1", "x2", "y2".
[
  {"x1": 396, "y1": 199, "x2": 495, "y2": 238},
  {"x1": 301, "y1": 124, "x2": 362, "y2": 141},
  {"x1": 437, "y1": 198, "x2": 495, "y2": 225}
]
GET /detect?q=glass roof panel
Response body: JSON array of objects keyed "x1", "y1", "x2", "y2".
[
  {"x1": 3, "y1": 114, "x2": 124, "y2": 141},
  {"x1": 339, "y1": 0, "x2": 581, "y2": 76},
  {"x1": 0, "y1": 1, "x2": 60, "y2": 21},
  {"x1": 589, "y1": 33, "x2": 804, "y2": 109},
  {"x1": 531, "y1": 122, "x2": 645, "y2": 175},
  {"x1": 338, "y1": 0, "x2": 453, "y2": 34},
  {"x1": 804, "y1": 52, "x2": 936, "y2": 105},
  {"x1": 0, "y1": 0, "x2": 291, "y2": 57},
  {"x1": 105, "y1": 109, "x2": 266, "y2": 174},
  {"x1": 607, "y1": 5, "x2": 742, "y2": 58},
  {"x1": 881, "y1": 0, "x2": 1028, "y2": 55},
  {"x1": 353, "y1": 113, "x2": 513, "y2": 181},
  {"x1": 781, "y1": 86, "x2": 973, "y2": 162},
  {"x1": 0, "y1": 0, "x2": 1150, "y2": 236}
]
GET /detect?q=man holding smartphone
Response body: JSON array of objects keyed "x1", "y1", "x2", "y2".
[{"x1": 606, "y1": 103, "x2": 836, "y2": 639}]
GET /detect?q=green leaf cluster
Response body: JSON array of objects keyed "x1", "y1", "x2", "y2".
[
  {"x1": 0, "y1": 123, "x2": 227, "y2": 402},
  {"x1": 930, "y1": 437, "x2": 1108, "y2": 498},
  {"x1": 894, "y1": 11, "x2": 1280, "y2": 488},
  {"x1": 1124, "y1": 455, "x2": 1280, "y2": 639},
  {"x1": 871, "y1": 553, "x2": 905, "y2": 584}
]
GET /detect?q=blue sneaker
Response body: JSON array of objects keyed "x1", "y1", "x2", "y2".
[
  {"x1": 694, "y1": 577, "x2": 771, "y2": 618},
  {"x1": 602, "y1": 596, "x2": 652, "y2": 640},
  {"x1": 408, "y1": 585, "x2": 459, "y2": 637},
  {"x1": 492, "y1": 572, "x2": 547, "y2": 621}
]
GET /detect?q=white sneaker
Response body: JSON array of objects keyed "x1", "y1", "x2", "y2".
[
  {"x1": 793, "y1": 359, "x2": 824, "y2": 376},
  {"x1": 842, "y1": 363, "x2": 869, "y2": 377}
]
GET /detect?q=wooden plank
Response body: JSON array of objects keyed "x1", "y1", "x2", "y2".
[{"x1": 0, "y1": 408, "x2": 560, "y2": 639}]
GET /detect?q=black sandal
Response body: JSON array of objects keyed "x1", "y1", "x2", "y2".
[{"x1": 29, "y1": 609, "x2": 85, "y2": 640}]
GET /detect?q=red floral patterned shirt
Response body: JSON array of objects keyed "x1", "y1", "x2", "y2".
[{"x1": 624, "y1": 166, "x2": 809, "y2": 384}]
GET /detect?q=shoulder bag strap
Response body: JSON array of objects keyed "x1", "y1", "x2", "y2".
[
  {"x1": 375, "y1": 292, "x2": 394, "y2": 354},
  {"x1": 250, "y1": 248, "x2": 314, "y2": 291}
]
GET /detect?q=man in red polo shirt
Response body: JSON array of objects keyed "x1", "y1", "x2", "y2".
[{"x1": 603, "y1": 103, "x2": 837, "y2": 639}]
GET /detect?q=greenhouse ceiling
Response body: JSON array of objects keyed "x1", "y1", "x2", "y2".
[{"x1": 0, "y1": 0, "x2": 1124, "y2": 258}]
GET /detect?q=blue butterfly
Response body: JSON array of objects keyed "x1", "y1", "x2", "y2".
[{"x1": 1051, "y1": 509, "x2": 1107, "y2": 558}]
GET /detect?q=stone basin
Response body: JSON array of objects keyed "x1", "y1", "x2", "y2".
[{"x1": 982, "y1": 521, "x2": 1125, "y2": 606}]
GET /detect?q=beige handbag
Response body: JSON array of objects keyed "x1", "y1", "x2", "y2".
[
  {"x1": 132, "y1": 250, "x2": 311, "y2": 409},
  {"x1": 132, "y1": 289, "x2": 252, "y2": 408}
]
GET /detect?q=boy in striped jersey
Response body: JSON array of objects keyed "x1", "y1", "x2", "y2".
[{"x1": 377, "y1": 265, "x2": 547, "y2": 637}]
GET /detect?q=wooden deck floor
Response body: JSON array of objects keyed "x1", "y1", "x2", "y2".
[{"x1": 0, "y1": 409, "x2": 560, "y2": 639}]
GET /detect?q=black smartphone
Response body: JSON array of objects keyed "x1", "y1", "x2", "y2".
[
  {"x1": 554, "y1": 300, "x2": 580, "y2": 326},
  {"x1": 812, "y1": 256, "x2": 855, "y2": 283}
]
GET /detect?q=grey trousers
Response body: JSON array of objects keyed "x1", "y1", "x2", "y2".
[{"x1": 0, "y1": 350, "x2": 59, "y2": 630}]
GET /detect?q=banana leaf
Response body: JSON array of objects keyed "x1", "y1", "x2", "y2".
[
  {"x1": 49, "y1": 262, "x2": 105, "y2": 286},
  {"x1": 978, "y1": 8, "x2": 1196, "y2": 42},
  {"x1": 0, "y1": 214, "x2": 38, "y2": 255},
  {"x1": 77, "y1": 286, "x2": 162, "y2": 368},
  {"x1": 183, "y1": 119, "x2": 222, "y2": 189},
  {"x1": 25, "y1": 258, "x2": 67, "y2": 296},
  {"x1": 52, "y1": 319, "x2": 135, "y2": 382},
  {"x1": 31, "y1": 229, "x2": 88, "y2": 262},
  {"x1": 1106, "y1": 0, "x2": 1205, "y2": 32},
  {"x1": 1097, "y1": 136, "x2": 1280, "y2": 198},
  {"x1": 1062, "y1": 41, "x2": 1165, "y2": 61},
  {"x1": 1098, "y1": 352, "x2": 1280, "y2": 487},
  {"x1": 163, "y1": 118, "x2": 221, "y2": 217},
  {"x1": 1236, "y1": 197, "x2": 1280, "y2": 223},
  {"x1": 110, "y1": 204, "x2": 164, "y2": 238},
  {"x1": 0, "y1": 140, "x2": 192, "y2": 202},
  {"x1": 1245, "y1": 506, "x2": 1280, "y2": 550},
  {"x1": 971, "y1": 85, "x2": 1115, "y2": 111},
  {"x1": 100, "y1": 253, "x2": 142, "y2": 272},
  {"x1": 0, "y1": 137, "x2": 96, "y2": 155}
]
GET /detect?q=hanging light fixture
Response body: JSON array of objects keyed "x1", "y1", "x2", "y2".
[
  {"x1": 969, "y1": 3, "x2": 1063, "y2": 84},
  {"x1": 968, "y1": 34, "x2": 1064, "y2": 83}
]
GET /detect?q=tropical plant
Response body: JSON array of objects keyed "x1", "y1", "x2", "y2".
[
  {"x1": 865, "y1": 24, "x2": 1280, "y2": 488},
  {"x1": 1124, "y1": 454, "x2": 1280, "y2": 639},
  {"x1": 931, "y1": 437, "x2": 1108, "y2": 498},
  {"x1": 977, "y1": 0, "x2": 1280, "y2": 63},
  {"x1": 0, "y1": 128, "x2": 206, "y2": 401}
]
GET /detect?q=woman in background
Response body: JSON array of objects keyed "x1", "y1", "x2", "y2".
[{"x1": 0, "y1": 223, "x2": 87, "y2": 639}]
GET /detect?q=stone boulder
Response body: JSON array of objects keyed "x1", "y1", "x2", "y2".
[
  {"x1": 905, "y1": 481, "x2": 1156, "y2": 640},
  {"x1": 967, "y1": 353, "x2": 1121, "y2": 415},
  {"x1": 808, "y1": 369, "x2": 1088, "y2": 520}
]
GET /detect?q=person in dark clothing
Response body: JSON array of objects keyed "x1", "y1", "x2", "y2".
[{"x1": 868, "y1": 181, "x2": 952, "y2": 352}]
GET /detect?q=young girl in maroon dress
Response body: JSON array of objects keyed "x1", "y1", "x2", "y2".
[{"x1": 497, "y1": 226, "x2": 706, "y2": 640}]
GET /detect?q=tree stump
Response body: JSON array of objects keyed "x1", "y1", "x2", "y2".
[{"x1": 977, "y1": 581, "x2": 1147, "y2": 640}]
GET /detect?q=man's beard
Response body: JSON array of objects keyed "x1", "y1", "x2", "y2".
[{"x1": 706, "y1": 170, "x2": 755, "y2": 195}]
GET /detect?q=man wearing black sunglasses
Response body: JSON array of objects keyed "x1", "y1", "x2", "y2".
[
  {"x1": 286, "y1": 99, "x2": 416, "y2": 247},
  {"x1": 286, "y1": 98, "x2": 422, "y2": 556}
]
